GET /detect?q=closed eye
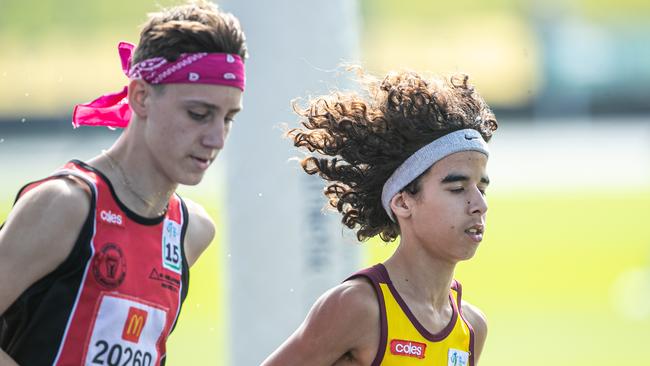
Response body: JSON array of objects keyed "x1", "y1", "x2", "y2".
[{"x1": 188, "y1": 110, "x2": 210, "y2": 121}]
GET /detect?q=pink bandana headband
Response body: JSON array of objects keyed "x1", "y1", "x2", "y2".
[{"x1": 72, "y1": 42, "x2": 246, "y2": 128}]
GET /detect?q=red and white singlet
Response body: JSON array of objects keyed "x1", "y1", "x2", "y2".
[{"x1": 0, "y1": 160, "x2": 190, "y2": 366}]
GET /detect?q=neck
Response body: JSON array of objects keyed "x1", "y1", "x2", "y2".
[
  {"x1": 384, "y1": 238, "x2": 457, "y2": 311},
  {"x1": 91, "y1": 134, "x2": 177, "y2": 218}
]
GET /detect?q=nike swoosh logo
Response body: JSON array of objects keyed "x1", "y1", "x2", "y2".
[{"x1": 464, "y1": 134, "x2": 478, "y2": 140}]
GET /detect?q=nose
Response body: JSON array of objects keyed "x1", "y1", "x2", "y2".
[
  {"x1": 468, "y1": 188, "x2": 488, "y2": 216},
  {"x1": 202, "y1": 118, "x2": 228, "y2": 150}
]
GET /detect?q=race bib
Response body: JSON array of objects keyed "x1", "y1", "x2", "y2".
[
  {"x1": 84, "y1": 294, "x2": 168, "y2": 366},
  {"x1": 448, "y1": 348, "x2": 469, "y2": 366},
  {"x1": 162, "y1": 218, "x2": 182, "y2": 274}
]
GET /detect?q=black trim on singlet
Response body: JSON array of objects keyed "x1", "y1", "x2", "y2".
[
  {"x1": 71, "y1": 159, "x2": 168, "y2": 226},
  {"x1": 0, "y1": 172, "x2": 96, "y2": 365},
  {"x1": 344, "y1": 265, "x2": 388, "y2": 366},
  {"x1": 171, "y1": 196, "x2": 191, "y2": 332},
  {"x1": 453, "y1": 281, "x2": 476, "y2": 366},
  {"x1": 179, "y1": 196, "x2": 191, "y2": 307},
  {"x1": 161, "y1": 195, "x2": 190, "y2": 366}
]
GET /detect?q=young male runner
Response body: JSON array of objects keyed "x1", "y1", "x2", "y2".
[
  {"x1": 263, "y1": 71, "x2": 498, "y2": 365},
  {"x1": 0, "y1": 2, "x2": 247, "y2": 365}
]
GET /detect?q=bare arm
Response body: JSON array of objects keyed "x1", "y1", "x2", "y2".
[
  {"x1": 262, "y1": 279, "x2": 380, "y2": 366},
  {"x1": 0, "y1": 178, "x2": 90, "y2": 364},
  {"x1": 182, "y1": 199, "x2": 216, "y2": 267},
  {"x1": 0, "y1": 351, "x2": 19, "y2": 366},
  {"x1": 461, "y1": 301, "x2": 488, "y2": 363}
]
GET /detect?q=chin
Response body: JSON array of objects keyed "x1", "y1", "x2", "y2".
[
  {"x1": 177, "y1": 172, "x2": 205, "y2": 186},
  {"x1": 462, "y1": 250, "x2": 479, "y2": 261},
  {"x1": 454, "y1": 247, "x2": 479, "y2": 262},
  {"x1": 181, "y1": 177, "x2": 203, "y2": 186}
]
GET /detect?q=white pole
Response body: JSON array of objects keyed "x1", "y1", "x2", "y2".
[{"x1": 220, "y1": 1, "x2": 361, "y2": 364}]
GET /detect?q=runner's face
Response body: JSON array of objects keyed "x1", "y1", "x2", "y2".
[
  {"x1": 144, "y1": 83, "x2": 242, "y2": 185},
  {"x1": 405, "y1": 151, "x2": 489, "y2": 262}
]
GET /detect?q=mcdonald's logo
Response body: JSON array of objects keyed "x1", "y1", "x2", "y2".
[{"x1": 122, "y1": 307, "x2": 148, "y2": 343}]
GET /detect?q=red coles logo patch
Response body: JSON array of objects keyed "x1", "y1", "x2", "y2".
[
  {"x1": 99, "y1": 210, "x2": 124, "y2": 227},
  {"x1": 92, "y1": 243, "x2": 127, "y2": 289},
  {"x1": 390, "y1": 339, "x2": 427, "y2": 359},
  {"x1": 122, "y1": 307, "x2": 148, "y2": 343}
]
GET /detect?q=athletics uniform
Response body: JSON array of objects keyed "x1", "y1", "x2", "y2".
[
  {"x1": 346, "y1": 264, "x2": 475, "y2": 366},
  {"x1": 0, "y1": 160, "x2": 189, "y2": 366}
]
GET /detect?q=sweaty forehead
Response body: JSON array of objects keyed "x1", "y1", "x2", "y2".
[{"x1": 431, "y1": 151, "x2": 488, "y2": 175}]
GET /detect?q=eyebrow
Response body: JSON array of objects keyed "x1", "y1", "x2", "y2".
[
  {"x1": 441, "y1": 174, "x2": 490, "y2": 185},
  {"x1": 183, "y1": 100, "x2": 241, "y2": 113}
]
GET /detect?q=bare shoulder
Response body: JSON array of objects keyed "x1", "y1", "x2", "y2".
[
  {"x1": 262, "y1": 278, "x2": 380, "y2": 366},
  {"x1": 0, "y1": 176, "x2": 90, "y2": 313},
  {"x1": 461, "y1": 301, "x2": 488, "y2": 335},
  {"x1": 182, "y1": 198, "x2": 215, "y2": 267},
  {"x1": 461, "y1": 301, "x2": 488, "y2": 361},
  {"x1": 308, "y1": 277, "x2": 379, "y2": 330},
  {"x1": 311, "y1": 277, "x2": 381, "y2": 350},
  {"x1": 3, "y1": 177, "x2": 91, "y2": 241}
]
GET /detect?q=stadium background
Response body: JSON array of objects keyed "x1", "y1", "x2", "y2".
[{"x1": 1, "y1": 0, "x2": 649, "y2": 365}]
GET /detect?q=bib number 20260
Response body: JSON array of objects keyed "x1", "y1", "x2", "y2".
[{"x1": 91, "y1": 340, "x2": 153, "y2": 366}]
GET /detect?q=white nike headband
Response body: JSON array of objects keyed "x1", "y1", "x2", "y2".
[{"x1": 381, "y1": 128, "x2": 489, "y2": 221}]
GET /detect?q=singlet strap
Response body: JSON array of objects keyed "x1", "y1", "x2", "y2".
[
  {"x1": 343, "y1": 264, "x2": 388, "y2": 366},
  {"x1": 168, "y1": 194, "x2": 190, "y2": 335},
  {"x1": 344, "y1": 264, "x2": 390, "y2": 284},
  {"x1": 452, "y1": 279, "x2": 476, "y2": 366}
]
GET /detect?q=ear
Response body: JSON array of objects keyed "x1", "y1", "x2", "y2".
[
  {"x1": 390, "y1": 192, "x2": 412, "y2": 220},
  {"x1": 127, "y1": 79, "x2": 150, "y2": 119}
]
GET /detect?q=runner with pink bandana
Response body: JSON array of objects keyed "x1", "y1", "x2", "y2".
[{"x1": 0, "y1": 2, "x2": 248, "y2": 365}]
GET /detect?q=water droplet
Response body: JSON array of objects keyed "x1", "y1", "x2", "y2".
[
  {"x1": 20, "y1": 118, "x2": 26, "y2": 123},
  {"x1": 289, "y1": 288, "x2": 294, "y2": 293},
  {"x1": 258, "y1": 193, "x2": 263, "y2": 197},
  {"x1": 0, "y1": 138, "x2": 4, "y2": 143}
]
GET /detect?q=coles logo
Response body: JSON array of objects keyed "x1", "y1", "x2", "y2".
[
  {"x1": 390, "y1": 339, "x2": 426, "y2": 359},
  {"x1": 100, "y1": 210, "x2": 123, "y2": 226}
]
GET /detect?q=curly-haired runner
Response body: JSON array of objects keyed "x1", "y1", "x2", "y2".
[
  {"x1": 0, "y1": 2, "x2": 246, "y2": 365},
  {"x1": 263, "y1": 70, "x2": 498, "y2": 366}
]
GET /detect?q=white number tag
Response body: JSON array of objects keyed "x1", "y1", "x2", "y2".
[
  {"x1": 162, "y1": 219, "x2": 182, "y2": 274},
  {"x1": 84, "y1": 294, "x2": 167, "y2": 366}
]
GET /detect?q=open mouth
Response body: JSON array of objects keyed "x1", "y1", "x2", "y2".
[
  {"x1": 465, "y1": 226, "x2": 484, "y2": 235},
  {"x1": 464, "y1": 224, "x2": 485, "y2": 243},
  {"x1": 191, "y1": 156, "x2": 212, "y2": 169}
]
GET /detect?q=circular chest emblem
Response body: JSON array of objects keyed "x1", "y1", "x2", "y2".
[{"x1": 92, "y1": 243, "x2": 127, "y2": 289}]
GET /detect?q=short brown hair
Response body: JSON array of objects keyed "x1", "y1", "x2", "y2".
[
  {"x1": 132, "y1": 0, "x2": 248, "y2": 65},
  {"x1": 289, "y1": 70, "x2": 498, "y2": 242}
]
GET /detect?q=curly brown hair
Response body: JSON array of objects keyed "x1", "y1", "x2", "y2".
[
  {"x1": 289, "y1": 70, "x2": 498, "y2": 242},
  {"x1": 132, "y1": 0, "x2": 248, "y2": 65}
]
